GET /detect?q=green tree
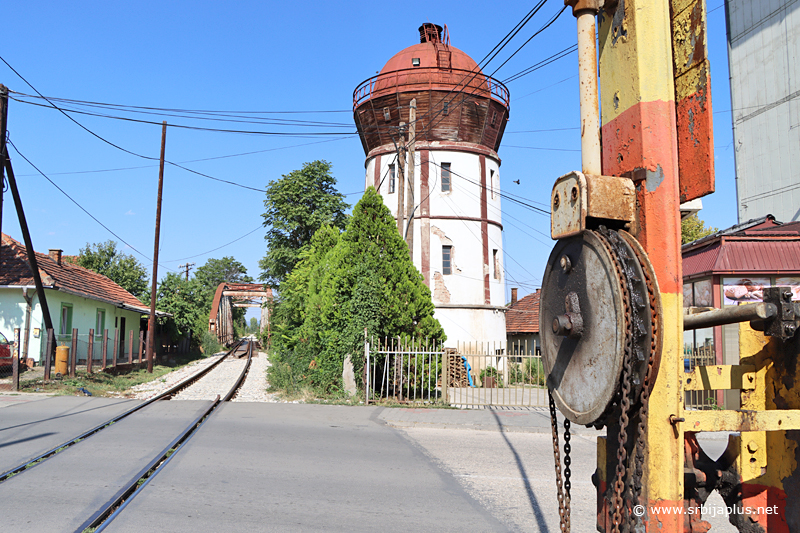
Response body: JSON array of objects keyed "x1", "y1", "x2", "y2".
[
  {"x1": 266, "y1": 225, "x2": 341, "y2": 390},
  {"x1": 154, "y1": 273, "x2": 205, "y2": 342},
  {"x1": 682, "y1": 214, "x2": 718, "y2": 244},
  {"x1": 71, "y1": 240, "x2": 149, "y2": 300},
  {"x1": 259, "y1": 160, "x2": 349, "y2": 288},
  {"x1": 248, "y1": 317, "x2": 259, "y2": 333},
  {"x1": 286, "y1": 188, "x2": 444, "y2": 392}
]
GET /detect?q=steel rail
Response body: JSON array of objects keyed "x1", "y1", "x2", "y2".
[
  {"x1": 78, "y1": 340, "x2": 254, "y2": 532},
  {"x1": 0, "y1": 340, "x2": 244, "y2": 483}
]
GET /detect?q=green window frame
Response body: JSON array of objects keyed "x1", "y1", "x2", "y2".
[
  {"x1": 59, "y1": 304, "x2": 73, "y2": 337},
  {"x1": 95, "y1": 309, "x2": 106, "y2": 338}
]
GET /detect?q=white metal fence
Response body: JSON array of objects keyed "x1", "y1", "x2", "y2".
[{"x1": 364, "y1": 337, "x2": 547, "y2": 408}]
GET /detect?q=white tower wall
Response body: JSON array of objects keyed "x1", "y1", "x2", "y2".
[{"x1": 364, "y1": 145, "x2": 507, "y2": 347}]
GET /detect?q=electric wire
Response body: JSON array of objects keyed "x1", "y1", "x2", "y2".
[
  {"x1": 439, "y1": 192, "x2": 542, "y2": 284},
  {"x1": 10, "y1": 97, "x2": 356, "y2": 136},
  {"x1": 15, "y1": 136, "x2": 354, "y2": 178},
  {"x1": 514, "y1": 75, "x2": 576, "y2": 101},
  {"x1": 501, "y1": 42, "x2": 576, "y2": 84},
  {"x1": 7, "y1": 140, "x2": 175, "y2": 272},
  {"x1": 489, "y1": 7, "x2": 570, "y2": 80},
  {"x1": 429, "y1": 160, "x2": 551, "y2": 215},
  {"x1": 163, "y1": 225, "x2": 264, "y2": 262},
  {"x1": 426, "y1": 152, "x2": 552, "y2": 242}
]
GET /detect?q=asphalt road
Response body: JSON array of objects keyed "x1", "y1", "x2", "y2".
[{"x1": 0, "y1": 396, "x2": 741, "y2": 531}]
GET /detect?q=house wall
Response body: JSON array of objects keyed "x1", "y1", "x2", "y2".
[
  {"x1": 506, "y1": 333, "x2": 540, "y2": 355},
  {"x1": 365, "y1": 148, "x2": 507, "y2": 347},
  {"x1": 0, "y1": 287, "x2": 143, "y2": 363}
]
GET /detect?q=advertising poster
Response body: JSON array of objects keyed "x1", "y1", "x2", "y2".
[
  {"x1": 683, "y1": 283, "x2": 694, "y2": 307},
  {"x1": 722, "y1": 277, "x2": 770, "y2": 305},
  {"x1": 694, "y1": 279, "x2": 713, "y2": 307}
]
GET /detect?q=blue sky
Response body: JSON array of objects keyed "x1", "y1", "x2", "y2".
[{"x1": 1, "y1": 0, "x2": 736, "y2": 317}]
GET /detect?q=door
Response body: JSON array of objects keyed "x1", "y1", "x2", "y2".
[{"x1": 119, "y1": 317, "x2": 126, "y2": 360}]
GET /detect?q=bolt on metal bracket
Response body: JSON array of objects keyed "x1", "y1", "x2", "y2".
[{"x1": 550, "y1": 171, "x2": 636, "y2": 240}]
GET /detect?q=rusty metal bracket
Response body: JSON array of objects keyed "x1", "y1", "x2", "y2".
[
  {"x1": 550, "y1": 171, "x2": 636, "y2": 240},
  {"x1": 760, "y1": 286, "x2": 800, "y2": 340}
]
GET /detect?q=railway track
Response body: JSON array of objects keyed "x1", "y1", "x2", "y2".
[{"x1": 0, "y1": 339, "x2": 254, "y2": 532}]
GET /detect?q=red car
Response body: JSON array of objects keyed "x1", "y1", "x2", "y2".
[{"x1": 0, "y1": 332, "x2": 11, "y2": 367}]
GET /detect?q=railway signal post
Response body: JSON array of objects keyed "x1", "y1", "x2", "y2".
[{"x1": 538, "y1": 0, "x2": 800, "y2": 530}]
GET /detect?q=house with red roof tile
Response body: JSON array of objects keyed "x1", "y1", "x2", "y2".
[
  {"x1": 0, "y1": 233, "x2": 156, "y2": 365},
  {"x1": 505, "y1": 288, "x2": 541, "y2": 355}
]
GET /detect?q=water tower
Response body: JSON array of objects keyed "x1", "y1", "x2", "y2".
[{"x1": 353, "y1": 23, "x2": 510, "y2": 346}]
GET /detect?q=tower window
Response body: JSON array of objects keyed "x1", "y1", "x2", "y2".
[
  {"x1": 383, "y1": 107, "x2": 391, "y2": 121},
  {"x1": 443, "y1": 102, "x2": 449, "y2": 116},
  {"x1": 442, "y1": 246, "x2": 452, "y2": 275},
  {"x1": 388, "y1": 164, "x2": 396, "y2": 194},
  {"x1": 490, "y1": 169, "x2": 495, "y2": 199},
  {"x1": 412, "y1": 58, "x2": 421, "y2": 67},
  {"x1": 491, "y1": 110, "x2": 497, "y2": 127},
  {"x1": 441, "y1": 163, "x2": 451, "y2": 192},
  {"x1": 493, "y1": 249, "x2": 500, "y2": 279}
]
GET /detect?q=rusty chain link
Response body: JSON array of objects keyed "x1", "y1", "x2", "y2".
[
  {"x1": 624, "y1": 232, "x2": 660, "y2": 517},
  {"x1": 595, "y1": 228, "x2": 633, "y2": 532},
  {"x1": 549, "y1": 389, "x2": 570, "y2": 532},
  {"x1": 563, "y1": 419, "x2": 572, "y2": 532}
]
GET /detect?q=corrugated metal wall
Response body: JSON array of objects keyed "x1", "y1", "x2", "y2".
[{"x1": 727, "y1": 0, "x2": 800, "y2": 222}]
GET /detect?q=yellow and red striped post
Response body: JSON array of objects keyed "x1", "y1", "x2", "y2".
[{"x1": 598, "y1": 0, "x2": 684, "y2": 529}]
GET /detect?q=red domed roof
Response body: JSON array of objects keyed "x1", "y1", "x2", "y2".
[
  {"x1": 379, "y1": 42, "x2": 482, "y2": 75},
  {"x1": 352, "y1": 23, "x2": 510, "y2": 156}
]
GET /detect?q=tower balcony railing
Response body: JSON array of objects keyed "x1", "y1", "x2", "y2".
[{"x1": 353, "y1": 67, "x2": 510, "y2": 109}]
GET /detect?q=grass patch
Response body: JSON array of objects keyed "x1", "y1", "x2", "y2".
[{"x1": 18, "y1": 351, "x2": 209, "y2": 398}]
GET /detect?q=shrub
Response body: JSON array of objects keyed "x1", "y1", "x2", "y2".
[
  {"x1": 480, "y1": 366, "x2": 504, "y2": 388},
  {"x1": 524, "y1": 357, "x2": 546, "y2": 386},
  {"x1": 197, "y1": 330, "x2": 223, "y2": 356}
]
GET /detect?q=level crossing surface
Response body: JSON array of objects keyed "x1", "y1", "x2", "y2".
[
  {"x1": 0, "y1": 396, "x2": 138, "y2": 474},
  {"x1": 106, "y1": 403, "x2": 506, "y2": 532},
  {"x1": 0, "y1": 400, "x2": 212, "y2": 532}
]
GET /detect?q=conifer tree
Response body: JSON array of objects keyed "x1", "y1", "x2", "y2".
[{"x1": 301, "y1": 187, "x2": 445, "y2": 390}]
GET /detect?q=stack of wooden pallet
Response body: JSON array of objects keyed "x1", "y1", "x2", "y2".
[{"x1": 447, "y1": 350, "x2": 470, "y2": 388}]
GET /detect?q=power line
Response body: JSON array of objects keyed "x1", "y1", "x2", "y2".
[
  {"x1": 7, "y1": 140, "x2": 175, "y2": 272},
  {"x1": 514, "y1": 75, "x2": 577, "y2": 101},
  {"x1": 490, "y1": 6, "x2": 570, "y2": 80},
  {"x1": 506, "y1": 127, "x2": 579, "y2": 134},
  {"x1": 501, "y1": 43, "x2": 576, "y2": 84},
  {"x1": 9, "y1": 91, "x2": 353, "y2": 126},
  {"x1": 426, "y1": 156, "x2": 552, "y2": 246},
  {"x1": 10, "y1": 97, "x2": 357, "y2": 136},
  {"x1": 7, "y1": 91, "x2": 351, "y2": 115},
  {"x1": 439, "y1": 192, "x2": 542, "y2": 284},
  {"x1": 428, "y1": 160, "x2": 551, "y2": 215},
  {"x1": 1, "y1": 55, "x2": 312, "y2": 194},
  {"x1": 164, "y1": 225, "x2": 264, "y2": 262},
  {"x1": 504, "y1": 144, "x2": 581, "y2": 152},
  {"x1": 15, "y1": 136, "x2": 354, "y2": 178}
]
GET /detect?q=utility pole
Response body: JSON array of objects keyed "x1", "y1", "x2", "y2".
[
  {"x1": 405, "y1": 99, "x2": 416, "y2": 259},
  {"x1": 146, "y1": 121, "x2": 167, "y2": 373},
  {"x1": 0, "y1": 85, "x2": 8, "y2": 243},
  {"x1": 396, "y1": 122, "x2": 406, "y2": 236},
  {"x1": 178, "y1": 262, "x2": 195, "y2": 281}
]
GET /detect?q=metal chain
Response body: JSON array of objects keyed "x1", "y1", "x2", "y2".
[
  {"x1": 596, "y1": 228, "x2": 635, "y2": 533},
  {"x1": 630, "y1": 240, "x2": 659, "y2": 514},
  {"x1": 549, "y1": 389, "x2": 569, "y2": 532},
  {"x1": 563, "y1": 419, "x2": 572, "y2": 532}
]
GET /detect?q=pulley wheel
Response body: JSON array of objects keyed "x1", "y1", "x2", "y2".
[{"x1": 540, "y1": 229, "x2": 651, "y2": 426}]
